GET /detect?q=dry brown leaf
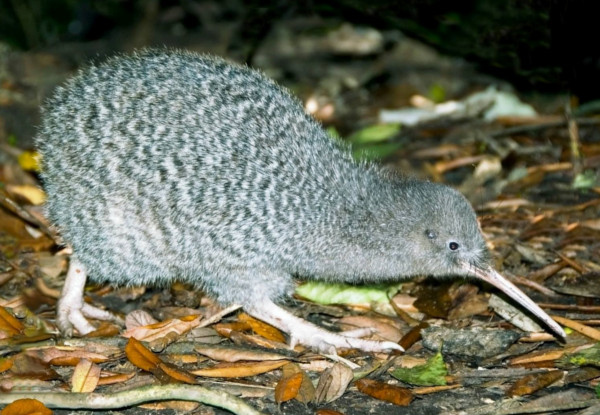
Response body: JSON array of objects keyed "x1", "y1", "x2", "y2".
[
  {"x1": 97, "y1": 371, "x2": 136, "y2": 386},
  {"x1": 0, "y1": 357, "x2": 14, "y2": 373},
  {"x1": 122, "y1": 315, "x2": 202, "y2": 341},
  {"x1": 213, "y1": 321, "x2": 253, "y2": 338},
  {"x1": 412, "y1": 384, "x2": 461, "y2": 394},
  {"x1": 507, "y1": 370, "x2": 564, "y2": 397},
  {"x1": 125, "y1": 337, "x2": 197, "y2": 384},
  {"x1": 0, "y1": 398, "x2": 52, "y2": 415},
  {"x1": 237, "y1": 313, "x2": 286, "y2": 343},
  {"x1": 71, "y1": 358, "x2": 100, "y2": 392},
  {"x1": 194, "y1": 345, "x2": 291, "y2": 362},
  {"x1": 275, "y1": 371, "x2": 303, "y2": 403},
  {"x1": 314, "y1": 362, "x2": 354, "y2": 404},
  {"x1": 508, "y1": 346, "x2": 582, "y2": 366},
  {"x1": 190, "y1": 360, "x2": 289, "y2": 378},
  {"x1": 10, "y1": 354, "x2": 58, "y2": 380},
  {"x1": 229, "y1": 331, "x2": 290, "y2": 349},
  {"x1": 125, "y1": 337, "x2": 162, "y2": 371},
  {"x1": 356, "y1": 378, "x2": 413, "y2": 406},
  {"x1": 0, "y1": 307, "x2": 24, "y2": 337},
  {"x1": 157, "y1": 362, "x2": 197, "y2": 384},
  {"x1": 315, "y1": 410, "x2": 346, "y2": 415},
  {"x1": 274, "y1": 363, "x2": 315, "y2": 404},
  {"x1": 25, "y1": 346, "x2": 111, "y2": 366},
  {"x1": 84, "y1": 322, "x2": 121, "y2": 338}
]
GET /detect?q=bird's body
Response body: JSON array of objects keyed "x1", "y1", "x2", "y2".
[{"x1": 37, "y1": 50, "x2": 564, "y2": 351}]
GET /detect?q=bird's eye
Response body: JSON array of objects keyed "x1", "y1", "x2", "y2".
[
  {"x1": 425, "y1": 229, "x2": 437, "y2": 239},
  {"x1": 449, "y1": 241, "x2": 460, "y2": 251}
]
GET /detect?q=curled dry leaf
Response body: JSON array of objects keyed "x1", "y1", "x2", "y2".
[
  {"x1": 275, "y1": 363, "x2": 315, "y2": 404},
  {"x1": 0, "y1": 307, "x2": 24, "y2": 338},
  {"x1": 71, "y1": 358, "x2": 100, "y2": 393},
  {"x1": 0, "y1": 398, "x2": 52, "y2": 415},
  {"x1": 190, "y1": 360, "x2": 289, "y2": 378},
  {"x1": 355, "y1": 378, "x2": 413, "y2": 406},
  {"x1": 237, "y1": 313, "x2": 286, "y2": 343},
  {"x1": 125, "y1": 337, "x2": 161, "y2": 371},
  {"x1": 507, "y1": 370, "x2": 564, "y2": 397},
  {"x1": 275, "y1": 371, "x2": 303, "y2": 403},
  {"x1": 314, "y1": 362, "x2": 354, "y2": 404},
  {"x1": 125, "y1": 337, "x2": 196, "y2": 384}
]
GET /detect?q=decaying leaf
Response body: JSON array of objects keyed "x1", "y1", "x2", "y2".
[
  {"x1": 275, "y1": 371, "x2": 303, "y2": 403},
  {"x1": 506, "y1": 370, "x2": 563, "y2": 397},
  {"x1": 558, "y1": 343, "x2": 600, "y2": 368},
  {"x1": 355, "y1": 378, "x2": 413, "y2": 406},
  {"x1": 0, "y1": 398, "x2": 52, "y2": 415},
  {"x1": 10, "y1": 354, "x2": 59, "y2": 381},
  {"x1": 314, "y1": 362, "x2": 354, "y2": 404},
  {"x1": 71, "y1": 359, "x2": 101, "y2": 392},
  {"x1": 274, "y1": 363, "x2": 315, "y2": 404}
]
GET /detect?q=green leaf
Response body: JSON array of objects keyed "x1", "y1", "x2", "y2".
[
  {"x1": 390, "y1": 352, "x2": 448, "y2": 386},
  {"x1": 558, "y1": 342, "x2": 600, "y2": 367},
  {"x1": 428, "y1": 83, "x2": 446, "y2": 103},
  {"x1": 295, "y1": 281, "x2": 401, "y2": 305},
  {"x1": 347, "y1": 123, "x2": 401, "y2": 145},
  {"x1": 572, "y1": 170, "x2": 598, "y2": 190}
]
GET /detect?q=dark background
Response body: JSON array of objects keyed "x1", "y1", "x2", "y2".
[{"x1": 1, "y1": 0, "x2": 598, "y2": 100}]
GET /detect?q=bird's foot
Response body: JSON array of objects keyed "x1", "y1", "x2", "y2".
[
  {"x1": 57, "y1": 259, "x2": 123, "y2": 336},
  {"x1": 246, "y1": 300, "x2": 403, "y2": 354}
]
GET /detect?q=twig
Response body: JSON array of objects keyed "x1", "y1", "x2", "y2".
[
  {"x1": 488, "y1": 117, "x2": 600, "y2": 138},
  {"x1": 0, "y1": 384, "x2": 264, "y2": 415},
  {"x1": 565, "y1": 102, "x2": 583, "y2": 177}
]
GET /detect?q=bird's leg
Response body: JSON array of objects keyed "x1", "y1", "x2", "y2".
[
  {"x1": 56, "y1": 258, "x2": 122, "y2": 336},
  {"x1": 246, "y1": 299, "x2": 403, "y2": 354}
]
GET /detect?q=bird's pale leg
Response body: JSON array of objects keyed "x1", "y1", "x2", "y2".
[
  {"x1": 57, "y1": 259, "x2": 122, "y2": 335},
  {"x1": 246, "y1": 299, "x2": 403, "y2": 354}
]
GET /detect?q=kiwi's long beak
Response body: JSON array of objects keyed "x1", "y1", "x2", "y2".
[{"x1": 459, "y1": 260, "x2": 566, "y2": 340}]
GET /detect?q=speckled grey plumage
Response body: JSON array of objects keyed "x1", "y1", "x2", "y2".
[{"x1": 36, "y1": 49, "x2": 564, "y2": 348}]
